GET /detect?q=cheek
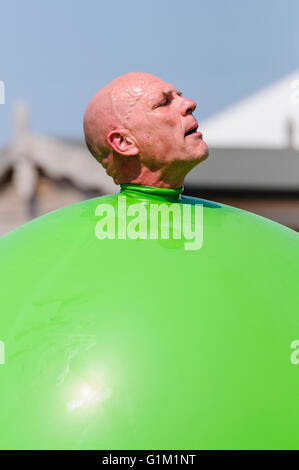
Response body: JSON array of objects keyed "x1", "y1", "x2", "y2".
[
  {"x1": 154, "y1": 117, "x2": 181, "y2": 139},
  {"x1": 158, "y1": 115, "x2": 178, "y2": 131},
  {"x1": 133, "y1": 115, "x2": 183, "y2": 154}
]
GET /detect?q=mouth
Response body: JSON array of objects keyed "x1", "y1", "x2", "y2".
[{"x1": 184, "y1": 123, "x2": 201, "y2": 138}]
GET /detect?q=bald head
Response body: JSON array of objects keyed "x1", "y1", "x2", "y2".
[
  {"x1": 83, "y1": 72, "x2": 208, "y2": 188},
  {"x1": 83, "y1": 72, "x2": 162, "y2": 162}
]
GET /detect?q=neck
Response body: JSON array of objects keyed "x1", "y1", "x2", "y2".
[{"x1": 112, "y1": 155, "x2": 198, "y2": 189}]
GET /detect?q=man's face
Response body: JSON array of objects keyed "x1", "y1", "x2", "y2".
[{"x1": 123, "y1": 76, "x2": 209, "y2": 167}]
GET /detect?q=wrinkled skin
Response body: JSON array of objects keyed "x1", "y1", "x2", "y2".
[{"x1": 84, "y1": 72, "x2": 209, "y2": 188}]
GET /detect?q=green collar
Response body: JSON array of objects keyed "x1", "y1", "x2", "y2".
[{"x1": 120, "y1": 184, "x2": 184, "y2": 203}]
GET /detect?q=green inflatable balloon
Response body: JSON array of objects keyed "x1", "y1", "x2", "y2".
[{"x1": 1, "y1": 184, "x2": 299, "y2": 450}]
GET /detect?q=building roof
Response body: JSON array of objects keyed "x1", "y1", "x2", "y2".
[
  {"x1": 0, "y1": 103, "x2": 118, "y2": 200},
  {"x1": 185, "y1": 69, "x2": 299, "y2": 191},
  {"x1": 200, "y1": 69, "x2": 299, "y2": 149}
]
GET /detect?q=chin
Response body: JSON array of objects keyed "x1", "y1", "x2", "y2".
[
  {"x1": 195, "y1": 141, "x2": 209, "y2": 162},
  {"x1": 188, "y1": 148, "x2": 209, "y2": 164}
]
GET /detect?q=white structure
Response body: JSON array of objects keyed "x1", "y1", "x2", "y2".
[{"x1": 200, "y1": 69, "x2": 299, "y2": 149}]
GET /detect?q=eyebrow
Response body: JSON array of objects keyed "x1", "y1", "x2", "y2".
[
  {"x1": 162, "y1": 90, "x2": 182, "y2": 98},
  {"x1": 152, "y1": 89, "x2": 183, "y2": 108}
]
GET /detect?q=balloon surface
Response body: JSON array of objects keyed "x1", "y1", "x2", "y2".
[{"x1": 1, "y1": 184, "x2": 299, "y2": 450}]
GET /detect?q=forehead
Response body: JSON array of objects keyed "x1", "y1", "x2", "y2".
[
  {"x1": 111, "y1": 77, "x2": 177, "y2": 123},
  {"x1": 140, "y1": 78, "x2": 177, "y2": 104}
]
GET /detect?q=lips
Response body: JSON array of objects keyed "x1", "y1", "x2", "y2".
[{"x1": 184, "y1": 122, "x2": 199, "y2": 137}]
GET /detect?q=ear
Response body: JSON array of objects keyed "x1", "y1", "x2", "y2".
[{"x1": 107, "y1": 129, "x2": 139, "y2": 156}]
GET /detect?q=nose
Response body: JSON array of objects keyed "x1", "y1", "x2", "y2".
[{"x1": 181, "y1": 97, "x2": 197, "y2": 116}]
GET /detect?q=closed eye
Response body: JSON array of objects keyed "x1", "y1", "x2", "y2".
[
  {"x1": 158, "y1": 96, "x2": 171, "y2": 107},
  {"x1": 154, "y1": 90, "x2": 182, "y2": 109}
]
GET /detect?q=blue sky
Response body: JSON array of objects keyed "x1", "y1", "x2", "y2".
[{"x1": 0, "y1": 0, "x2": 298, "y2": 147}]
